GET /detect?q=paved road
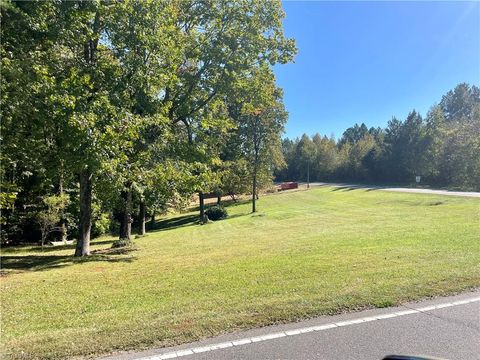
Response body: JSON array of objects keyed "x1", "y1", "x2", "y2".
[
  {"x1": 102, "y1": 291, "x2": 480, "y2": 360},
  {"x1": 304, "y1": 182, "x2": 480, "y2": 198}
]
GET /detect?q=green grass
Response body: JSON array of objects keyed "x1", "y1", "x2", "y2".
[{"x1": 1, "y1": 186, "x2": 479, "y2": 360}]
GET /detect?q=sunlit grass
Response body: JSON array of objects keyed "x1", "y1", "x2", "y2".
[{"x1": 1, "y1": 186, "x2": 479, "y2": 359}]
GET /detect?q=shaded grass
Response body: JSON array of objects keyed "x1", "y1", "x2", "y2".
[
  {"x1": 152, "y1": 214, "x2": 199, "y2": 232},
  {"x1": 1, "y1": 254, "x2": 134, "y2": 272},
  {"x1": 1, "y1": 187, "x2": 479, "y2": 359}
]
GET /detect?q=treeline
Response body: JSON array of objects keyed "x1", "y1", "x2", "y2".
[
  {"x1": 277, "y1": 83, "x2": 480, "y2": 190},
  {"x1": 0, "y1": 1, "x2": 296, "y2": 252}
]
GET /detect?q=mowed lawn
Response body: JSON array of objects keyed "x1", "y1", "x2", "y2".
[{"x1": 1, "y1": 187, "x2": 479, "y2": 360}]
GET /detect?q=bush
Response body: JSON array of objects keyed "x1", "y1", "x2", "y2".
[
  {"x1": 111, "y1": 239, "x2": 132, "y2": 248},
  {"x1": 205, "y1": 205, "x2": 228, "y2": 221}
]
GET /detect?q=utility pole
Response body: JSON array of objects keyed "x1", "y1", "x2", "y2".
[{"x1": 307, "y1": 161, "x2": 310, "y2": 189}]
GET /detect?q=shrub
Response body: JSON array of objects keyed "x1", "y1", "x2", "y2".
[
  {"x1": 111, "y1": 239, "x2": 132, "y2": 248},
  {"x1": 205, "y1": 205, "x2": 228, "y2": 221}
]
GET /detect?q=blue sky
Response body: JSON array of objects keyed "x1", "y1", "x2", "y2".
[{"x1": 275, "y1": 1, "x2": 480, "y2": 139}]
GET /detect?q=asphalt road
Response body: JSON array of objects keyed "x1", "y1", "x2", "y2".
[
  {"x1": 304, "y1": 182, "x2": 480, "y2": 198},
  {"x1": 102, "y1": 291, "x2": 480, "y2": 360}
]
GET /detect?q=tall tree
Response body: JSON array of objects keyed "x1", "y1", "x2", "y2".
[
  {"x1": 440, "y1": 83, "x2": 480, "y2": 122},
  {"x1": 160, "y1": 0, "x2": 295, "y2": 218},
  {"x1": 105, "y1": 1, "x2": 179, "y2": 240},
  {"x1": 233, "y1": 67, "x2": 287, "y2": 212},
  {"x1": 1, "y1": 0, "x2": 299, "y2": 245},
  {"x1": 2, "y1": 2, "x2": 144, "y2": 254},
  {"x1": 296, "y1": 134, "x2": 316, "y2": 186}
]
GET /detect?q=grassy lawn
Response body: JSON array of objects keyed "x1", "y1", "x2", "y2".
[{"x1": 1, "y1": 186, "x2": 479, "y2": 360}]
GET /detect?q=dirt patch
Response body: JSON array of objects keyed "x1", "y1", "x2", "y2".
[{"x1": 173, "y1": 319, "x2": 194, "y2": 332}]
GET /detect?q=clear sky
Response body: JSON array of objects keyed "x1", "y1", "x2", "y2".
[{"x1": 275, "y1": 1, "x2": 480, "y2": 139}]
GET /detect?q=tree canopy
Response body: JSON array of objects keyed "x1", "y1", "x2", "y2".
[
  {"x1": 277, "y1": 83, "x2": 480, "y2": 191},
  {"x1": 1, "y1": 0, "x2": 296, "y2": 250}
]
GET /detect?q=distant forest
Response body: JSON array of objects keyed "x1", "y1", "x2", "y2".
[{"x1": 275, "y1": 83, "x2": 480, "y2": 191}]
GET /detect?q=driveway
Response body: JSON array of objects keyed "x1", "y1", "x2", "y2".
[{"x1": 306, "y1": 182, "x2": 480, "y2": 198}]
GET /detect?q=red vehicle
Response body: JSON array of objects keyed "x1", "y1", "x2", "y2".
[{"x1": 279, "y1": 182, "x2": 299, "y2": 191}]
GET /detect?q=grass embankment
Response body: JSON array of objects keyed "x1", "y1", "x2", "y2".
[{"x1": 1, "y1": 186, "x2": 479, "y2": 359}]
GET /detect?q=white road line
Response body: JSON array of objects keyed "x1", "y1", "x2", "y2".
[
  {"x1": 141, "y1": 296, "x2": 480, "y2": 360},
  {"x1": 231, "y1": 338, "x2": 251, "y2": 346}
]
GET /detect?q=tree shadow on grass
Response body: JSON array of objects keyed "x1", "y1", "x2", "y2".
[
  {"x1": 91, "y1": 239, "x2": 118, "y2": 246},
  {"x1": 331, "y1": 185, "x2": 361, "y2": 192},
  {"x1": 1, "y1": 251, "x2": 135, "y2": 274},
  {"x1": 221, "y1": 198, "x2": 250, "y2": 208},
  {"x1": 189, "y1": 198, "x2": 250, "y2": 213},
  {"x1": 36, "y1": 244, "x2": 77, "y2": 252},
  {"x1": 150, "y1": 214, "x2": 199, "y2": 232},
  {"x1": 1, "y1": 239, "x2": 117, "y2": 255},
  {"x1": 331, "y1": 184, "x2": 383, "y2": 192},
  {"x1": 226, "y1": 213, "x2": 248, "y2": 220},
  {"x1": 150, "y1": 200, "x2": 251, "y2": 233}
]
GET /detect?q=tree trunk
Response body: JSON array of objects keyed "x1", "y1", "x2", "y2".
[
  {"x1": 139, "y1": 198, "x2": 146, "y2": 236},
  {"x1": 75, "y1": 168, "x2": 92, "y2": 257},
  {"x1": 199, "y1": 192, "x2": 206, "y2": 223},
  {"x1": 252, "y1": 171, "x2": 257, "y2": 213},
  {"x1": 119, "y1": 182, "x2": 132, "y2": 240},
  {"x1": 59, "y1": 169, "x2": 67, "y2": 243},
  {"x1": 41, "y1": 229, "x2": 46, "y2": 250},
  {"x1": 252, "y1": 122, "x2": 259, "y2": 213},
  {"x1": 60, "y1": 216, "x2": 67, "y2": 242},
  {"x1": 307, "y1": 162, "x2": 310, "y2": 189},
  {"x1": 150, "y1": 210, "x2": 156, "y2": 229},
  {"x1": 74, "y1": 9, "x2": 99, "y2": 257}
]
